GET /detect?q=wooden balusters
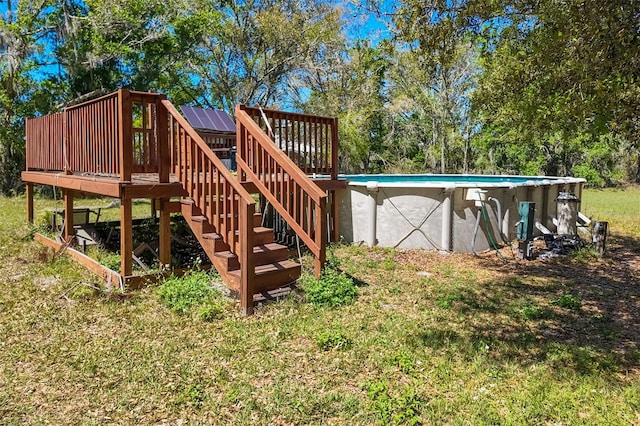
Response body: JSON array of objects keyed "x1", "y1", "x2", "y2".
[{"x1": 236, "y1": 105, "x2": 327, "y2": 279}]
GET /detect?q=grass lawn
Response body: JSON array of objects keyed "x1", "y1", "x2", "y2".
[{"x1": 0, "y1": 187, "x2": 639, "y2": 424}]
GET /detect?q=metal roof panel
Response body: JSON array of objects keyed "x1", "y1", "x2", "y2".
[{"x1": 180, "y1": 105, "x2": 236, "y2": 133}]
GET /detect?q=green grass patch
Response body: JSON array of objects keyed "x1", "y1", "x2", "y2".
[
  {"x1": 582, "y1": 186, "x2": 640, "y2": 238},
  {"x1": 552, "y1": 293, "x2": 582, "y2": 310},
  {"x1": 570, "y1": 246, "x2": 601, "y2": 263},
  {"x1": 315, "y1": 328, "x2": 352, "y2": 351},
  {"x1": 513, "y1": 301, "x2": 550, "y2": 321},
  {"x1": 366, "y1": 380, "x2": 423, "y2": 425},
  {"x1": 158, "y1": 270, "x2": 225, "y2": 317},
  {"x1": 1, "y1": 188, "x2": 640, "y2": 423},
  {"x1": 299, "y1": 267, "x2": 358, "y2": 308}
]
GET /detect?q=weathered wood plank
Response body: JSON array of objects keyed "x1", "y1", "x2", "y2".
[{"x1": 34, "y1": 233, "x2": 123, "y2": 287}]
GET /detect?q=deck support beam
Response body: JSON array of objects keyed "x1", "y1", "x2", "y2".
[
  {"x1": 330, "y1": 190, "x2": 339, "y2": 243},
  {"x1": 240, "y1": 202, "x2": 255, "y2": 316},
  {"x1": 120, "y1": 198, "x2": 133, "y2": 277},
  {"x1": 159, "y1": 198, "x2": 171, "y2": 268},
  {"x1": 63, "y1": 189, "x2": 74, "y2": 241},
  {"x1": 26, "y1": 183, "x2": 34, "y2": 224},
  {"x1": 314, "y1": 196, "x2": 327, "y2": 279}
]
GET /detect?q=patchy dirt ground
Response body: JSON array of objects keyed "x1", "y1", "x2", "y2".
[{"x1": 393, "y1": 234, "x2": 640, "y2": 372}]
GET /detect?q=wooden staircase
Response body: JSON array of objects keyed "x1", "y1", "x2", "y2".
[
  {"x1": 22, "y1": 90, "x2": 338, "y2": 315},
  {"x1": 179, "y1": 198, "x2": 301, "y2": 294},
  {"x1": 160, "y1": 98, "x2": 333, "y2": 314}
]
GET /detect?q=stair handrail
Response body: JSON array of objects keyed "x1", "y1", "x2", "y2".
[
  {"x1": 240, "y1": 105, "x2": 338, "y2": 179},
  {"x1": 162, "y1": 99, "x2": 257, "y2": 314},
  {"x1": 236, "y1": 105, "x2": 327, "y2": 277}
]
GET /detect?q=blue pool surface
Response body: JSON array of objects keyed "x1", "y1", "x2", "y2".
[{"x1": 340, "y1": 174, "x2": 566, "y2": 186}]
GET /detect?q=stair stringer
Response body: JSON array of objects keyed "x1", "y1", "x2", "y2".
[
  {"x1": 180, "y1": 199, "x2": 241, "y2": 292},
  {"x1": 180, "y1": 198, "x2": 302, "y2": 295}
]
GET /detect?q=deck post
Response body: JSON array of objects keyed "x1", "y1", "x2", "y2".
[
  {"x1": 331, "y1": 117, "x2": 339, "y2": 180},
  {"x1": 120, "y1": 198, "x2": 133, "y2": 278},
  {"x1": 158, "y1": 198, "x2": 171, "y2": 268},
  {"x1": 314, "y1": 196, "x2": 327, "y2": 279},
  {"x1": 156, "y1": 95, "x2": 169, "y2": 183},
  {"x1": 330, "y1": 190, "x2": 339, "y2": 243},
  {"x1": 26, "y1": 183, "x2": 34, "y2": 224},
  {"x1": 236, "y1": 105, "x2": 247, "y2": 182},
  {"x1": 240, "y1": 202, "x2": 255, "y2": 315},
  {"x1": 118, "y1": 89, "x2": 133, "y2": 182},
  {"x1": 63, "y1": 189, "x2": 74, "y2": 241}
]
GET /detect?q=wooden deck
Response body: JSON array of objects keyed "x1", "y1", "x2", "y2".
[
  {"x1": 23, "y1": 89, "x2": 343, "y2": 314},
  {"x1": 21, "y1": 171, "x2": 187, "y2": 199}
]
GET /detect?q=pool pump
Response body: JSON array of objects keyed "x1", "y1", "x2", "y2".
[{"x1": 516, "y1": 201, "x2": 535, "y2": 260}]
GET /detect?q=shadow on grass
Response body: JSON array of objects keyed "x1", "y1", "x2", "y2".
[
  {"x1": 340, "y1": 270, "x2": 369, "y2": 288},
  {"x1": 410, "y1": 234, "x2": 640, "y2": 375}
]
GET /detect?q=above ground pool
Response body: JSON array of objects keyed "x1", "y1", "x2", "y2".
[{"x1": 336, "y1": 174, "x2": 586, "y2": 252}]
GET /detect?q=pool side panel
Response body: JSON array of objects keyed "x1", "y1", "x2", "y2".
[
  {"x1": 376, "y1": 186, "x2": 445, "y2": 250},
  {"x1": 337, "y1": 176, "x2": 585, "y2": 253}
]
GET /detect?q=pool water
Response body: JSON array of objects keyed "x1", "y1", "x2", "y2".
[{"x1": 341, "y1": 174, "x2": 574, "y2": 187}]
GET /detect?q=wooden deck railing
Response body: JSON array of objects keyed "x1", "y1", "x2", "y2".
[
  {"x1": 65, "y1": 92, "x2": 121, "y2": 175},
  {"x1": 131, "y1": 92, "x2": 163, "y2": 173},
  {"x1": 25, "y1": 89, "x2": 164, "y2": 178},
  {"x1": 241, "y1": 106, "x2": 338, "y2": 179},
  {"x1": 199, "y1": 133, "x2": 236, "y2": 153},
  {"x1": 236, "y1": 105, "x2": 327, "y2": 277},
  {"x1": 163, "y1": 100, "x2": 257, "y2": 314},
  {"x1": 25, "y1": 112, "x2": 65, "y2": 171}
]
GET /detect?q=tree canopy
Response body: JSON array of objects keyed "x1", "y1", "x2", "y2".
[{"x1": 1, "y1": 0, "x2": 638, "y2": 192}]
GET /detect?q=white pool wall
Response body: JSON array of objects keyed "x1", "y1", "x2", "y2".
[{"x1": 337, "y1": 174, "x2": 586, "y2": 252}]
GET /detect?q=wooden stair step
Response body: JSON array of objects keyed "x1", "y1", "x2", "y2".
[
  {"x1": 230, "y1": 259, "x2": 301, "y2": 293},
  {"x1": 182, "y1": 199, "x2": 263, "y2": 228},
  {"x1": 188, "y1": 215, "x2": 214, "y2": 233},
  {"x1": 231, "y1": 226, "x2": 274, "y2": 247},
  {"x1": 202, "y1": 232, "x2": 222, "y2": 241},
  {"x1": 253, "y1": 242, "x2": 291, "y2": 261},
  {"x1": 216, "y1": 212, "x2": 263, "y2": 227},
  {"x1": 214, "y1": 242, "x2": 291, "y2": 271},
  {"x1": 201, "y1": 232, "x2": 227, "y2": 252}
]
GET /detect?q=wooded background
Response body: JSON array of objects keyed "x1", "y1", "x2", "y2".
[{"x1": 2, "y1": 0, "x2": 638, "y2": 193}]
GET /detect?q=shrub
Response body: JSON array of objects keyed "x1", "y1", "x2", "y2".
[
  {"x1": 573, "y1": 163, "x2": 605, "y2": 187},
  {"x1": 158, "y1": 270, "x2": 220, "y2": 315},
  {"x1": 300, "y1": 268, "x2": 357, "y2": 308}
]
